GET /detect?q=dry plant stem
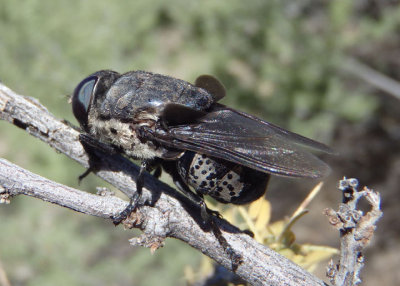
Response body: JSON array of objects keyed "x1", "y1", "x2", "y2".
[
  {"x1": 0, "y1": 259, "x2": 11, "y2": 286},
  {"x1": 343, "y1": 57, "x2": 400, "y2": 100},
  {"x1": 0, "y1": 82, "x2": 328, "y2": 286},
  {"x1": 325, "y1": 178, "x2": 382, "y2": 286}
]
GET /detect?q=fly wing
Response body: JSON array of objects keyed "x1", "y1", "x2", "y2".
[{"x1": 166, "y1": 104, "x2": 332, "y2": 178}]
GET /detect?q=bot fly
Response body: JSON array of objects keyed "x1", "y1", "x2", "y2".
[{"x1": 71, "y1": 70, "x2": 333, "y2": 265}]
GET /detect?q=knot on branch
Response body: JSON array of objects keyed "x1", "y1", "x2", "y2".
[
  {"x1": 129, "y1": 234, "x2": 166, "y2": 254},
  {"x1": 121, "y1": 209, "x2": 146, "y2": 230},
  {"x1": 0, "y1": 185, "x2": 10, "y2": 204},
  {"x1": 122, "y1": 206, "x2": 171, "y2": 254},
  {"x1": 96, "y1": 187, "x2": 115, "y2": 197}
]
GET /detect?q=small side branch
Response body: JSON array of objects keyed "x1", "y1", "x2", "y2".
[
  {"x1": 0, "y1": 159, "x2": 128, "y2": 218},
  {"x1": 324, "y1": 178, "x2": 383, "y2": 286}
]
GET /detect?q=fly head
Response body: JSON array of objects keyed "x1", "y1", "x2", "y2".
[{"x1": 72, "y1": 70, "x2": 121, "y2": 132}]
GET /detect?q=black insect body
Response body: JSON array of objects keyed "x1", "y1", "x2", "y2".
[
  {"x1": 72, "y1": 70, "x2": 332, "y2": 264},
  {"x1": 72, "y1": 69, "x2": 333, "y2": 205}
]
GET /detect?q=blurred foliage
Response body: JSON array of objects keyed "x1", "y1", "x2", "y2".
[
  {"x1": 239, "y1": 184, "x2": 338, "y2": 273},
  {"x1": 0, "y1": 0, "x2": 399, "y2": 285}
]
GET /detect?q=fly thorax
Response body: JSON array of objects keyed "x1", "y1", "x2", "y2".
[{"x1": 88, "y1": 117, "x2": 163, "y2": 159}]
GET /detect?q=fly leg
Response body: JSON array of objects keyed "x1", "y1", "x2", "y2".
[
  {"x1": 161, "y1": 161, "x2": 242, "y2": 270},
  {"x1": 112, "y1": 160, "x2": 153, "y2": 225},
  {"x1": 78, "y1": 133, "x2": 155, "y2": 225},
  {"x1": 194, "y1": 192, "x2": 243, "y2": 270},
  {"x1": 152, "y1": 165, "x2": 162, "y2": 179},
  {"x1": 78, "y1": 133, "x2": 120, "y2": 182}
]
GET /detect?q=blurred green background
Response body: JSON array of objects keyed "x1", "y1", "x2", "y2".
[{"x1": 1, "y1": 1, "x2": 399, "y2": 285}]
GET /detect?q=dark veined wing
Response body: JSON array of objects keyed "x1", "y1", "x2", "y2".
[{"x1": 165, "y1": 104, "x2": 332, "y2": 178}]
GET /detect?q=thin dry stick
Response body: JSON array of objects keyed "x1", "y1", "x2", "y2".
[
  {"x1": 292, "y1": 182, "x2": 323, "y2": 218},
  {"x1": 0, "y1": 258, "x2": 11, "y2": 286},
  {"x1": 342, "y1": 57, "x2": 400, "y2": 100}
]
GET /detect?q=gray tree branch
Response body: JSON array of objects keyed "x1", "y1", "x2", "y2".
[{"x1": 0, "y1": 82, "x2": 327, "y2": 285}]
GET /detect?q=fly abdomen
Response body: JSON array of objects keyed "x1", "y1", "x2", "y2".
[{"x1": 177, "y1": 151, "x2": 270, "y2": 204}]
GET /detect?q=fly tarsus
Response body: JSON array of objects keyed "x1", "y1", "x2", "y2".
[
  {"x1": 112, "y1": 192, "x2": 141, "y2": 225},
  {"x1": 208, "y1": 215, "x2": 243, "y2": 271},
  {"x1": 112, "y1": 160, "x2": 151, "y2": 225}
]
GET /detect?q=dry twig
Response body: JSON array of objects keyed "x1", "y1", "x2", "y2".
[
  {"x1": 342, "y1": 57, "x2": 400, "y2": 100},
  {"x1": 324, "y1": 178, "x2": 382, "y2": 286}
]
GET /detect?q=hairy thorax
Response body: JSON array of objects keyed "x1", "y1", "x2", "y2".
[{"x1": 88, "y1": 117, "x2": 163, "y2": 159}]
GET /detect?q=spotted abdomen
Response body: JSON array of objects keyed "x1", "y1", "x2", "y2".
[{"x1": 177, "y1": 152, "x2": 270, "y2": 204}]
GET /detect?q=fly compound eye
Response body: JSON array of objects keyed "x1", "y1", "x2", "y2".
[{"x1": 72, "y1": 75, "x2": 98, "y2": 127}]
